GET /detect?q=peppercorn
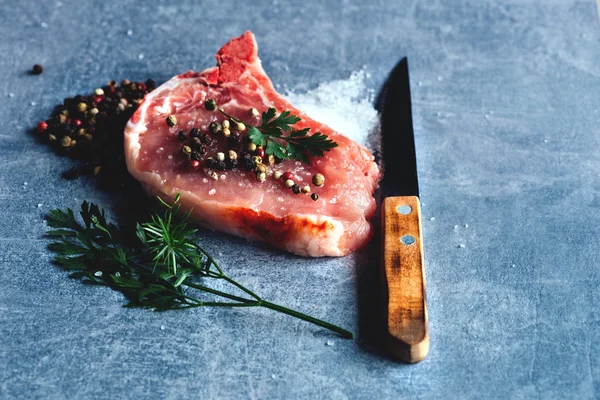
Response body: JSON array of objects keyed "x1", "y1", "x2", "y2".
[
  {"x1": 191, "y1": 137, "x2": 202, "y2": 149},
  {"x1": 211, "y1": 172, "x2": 219, "y2": 180},
  {"x1": 292, "y1": 184, "x2": 301, "y2": 194},
  {"x1": 94, "y1": 88, "x2": 104, "y2": 96},
  {"x1": 206, "y1": 157, "x2": 217, "y2": 168},
  {"x1": 77, "y1": 128, "x2": 85, "y2": 136},
  {"x1": 301, "y1": 185, "x2": 311, "y2": 194},
  {"x1": 282, "y1": 171, "x2": 294, "y2": 181},
  {"x1": 58, "y1": 114, "x2": 67, "y2": 124},
  {"x1": 189, "y1": 127, "x2": 200, "y2": 138},
  {"x1": 273, "y1": 171, "x2": 283, "y2": 180},
  {"x1": 166, "y1": 115, "x2": 177, "y2": 127},
  {"x1": 84, "y1": 133, "x2": 93, "y2": 141},
  {"x1": 191, "y1": 160, "x2": 200, "y2": 168},
  {"x1": 311, "y1": 193, "x2": 319, "y2": 201},
  {"x1": 312, "y1": 173, "x2": 325, "y2": 186},
  {"x1": 228, "y1": 150, "x2": 238, "y2": 160},
  {"x1": 249, "y1": 108, "x2": 259, "y2": 118},
  {"x1": 90, "y1": 108, "x2": 99, "y2": 116},
  {"x1": 74, "y1": 119, "x2": 82, "y2": 127},
  {"x1": 255, "y1": 163, "x2": 268, "y2": 173},
  {"x1": 191, "y1": 151, "x2": 201, "y2": 161},
  {"x1": 243, "y1": 154, "x2": 256, "y2": 170},
  {"x1": 228, "y1": 132, "x2": 241, "y2": 146},
  {"x1": 61, "y1": 136, "x2": 72, "y2": 147},
  {"x1": 252, "y1": 156, "x2": 262, "y2": 165},
  {"x1": 222, "y1": 128, "x2": 231, "y2": 138},
  {"x1": 222, "y1": 120, "x2": 230, "y2": 129},
  {"x1": 247, "y1": 142, "x2": 257, "y2": 152},
  {"x1": 200, "y1": 133, "x2": 212, "y2": 145},
  {"x1": 216, "y1": 161, "x2": 227, "y2": 170},
  {"x1": 146, "y1": 79, "x2": 156, "y2": 90},
  {"x1": 48, "y1": 134, "x2": 57, "y2": 141},
  {"x1": 284, "y1": 179, "x2": 294, "y2": 188},
  {"x1": 209, "y1": 121, "x2": 222, "y2": 135},
  {"x1": 216, "y1": 152, "x2": 225, "y2": 162},
  {"x1": 36, "y1": 121, "x2": 48, "y2": 133},
  {"x1": 231, "y1": 120, "x2": 245, "y2": 132},
  {"x1": 121, "y1": 79, "x2": 131, "y2": 86},
  {"x1": 117, "y1": 103, "x2": 125, "y2": 112},
  {"x1": 227, "y1": 158, "x2": 239, "y2": 169},
  {"x1": 77, "y1": 102, "x2": 88, "y2": 112},
  {"x1": 204, "y1": 99, "x2": 217, "y2": 111},
  {"x1": 266, "y1": 155, "x2": 275, "y2": 165},
  {"x1": 32, "y1": 64, "x2": 44, "y2": 75},
  {"x1": 256, "y1": 172, "x2": 267, "y2": 182},
  {"x1": 182, "y1": 145, "x2": 192, "y2": 155},
  {"x1": 178, "y1": 131, "x2": 187, "y2": 141}
]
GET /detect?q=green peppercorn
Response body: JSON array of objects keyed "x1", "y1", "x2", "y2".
[
  {"x1": 222, "y1": 120, "x2": 230, "y2": 130},
  {"x1": 209, "y1": 121, "x2": 222, "y2": 135},
  {"x1": 61, "y1": 136, "x2": 72, "y2": 147},
  {"x1": 256, "y1": 172, "x2": 266, "y2": 182},
  {"x1": 166, "y1": 115, "x2": 177, "y2": 127},
  {"x1": 182, "y1": 145, "x2": 192, "y2": 155},
  {"x1": 311, "y1": 193, "x2": 319, "y2": 201},
  {"x1": 222, "y1": 128, "x2": 231, "y2": 138},
  {"x1": 247, "y1": 142, "x2": 257, "y2": 152},
  {"x1": 231, "y1": 120, "x2": 246, "y2": 132},
  {"x1": 77, "y1": 102, "x2": 88, "y2": 112},
  {"x1": 204, "y1": 99, "x2": 217, "y2": 111}
]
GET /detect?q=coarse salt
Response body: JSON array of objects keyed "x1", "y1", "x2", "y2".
[{"x1": 208, "y1": 188, "x2": 216, "y2": 195}]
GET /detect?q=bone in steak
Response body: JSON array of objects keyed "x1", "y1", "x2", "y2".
[{"x1": 124, "y1": 31, "x2": 380, "y2": 257}]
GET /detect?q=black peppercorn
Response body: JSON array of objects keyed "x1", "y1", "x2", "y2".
[
  {"x1": 199, "y1": 133, "x2": 212, "y2": 145},
  {"x1": 292, "y1": 184, "x2": 301, "y2": 194},
  {"x1": 189, "y1": 127, "x2": 200, "y2": 138},
  {"x1": 216, "y1": 161, "x2": 227, "y2": 170},
  {"x1": 311, "y1": 193, "x2": 319, "y2": 201},
  {"x1": 32, "y1": 64, "x2": 44, "y2": 75},
  {"x1": 228, "y1": 132, "x2": 241, "y2": 146},
  {"x1": 191, "y1": 137, "x2": 202, "y2": 150},
  {"x1": 191, "y1": 151, "x2": 201, "y2": 161},
  {"x1": 243, "y1": 154, "x2": 255, "y2": 171},
  {"x1": 145, "y1": 79, "x2": 156, "y2": 90},
  {"x1": 178, "y1": 131, "x2": 187, "y2": 141},
  {"x1": 227, "y1": 158, "x2": 239, "y2": 169},
  {"x1": 206, "y1": 157, "x2": 217, "y2": 168}
]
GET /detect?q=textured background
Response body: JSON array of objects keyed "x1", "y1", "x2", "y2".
[{"x1": 1, "y1": 0, "x2": 599, "y2": 399}]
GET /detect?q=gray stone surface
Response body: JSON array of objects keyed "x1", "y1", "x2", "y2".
[{"x1": 1, "y1": 0, "x2": 599, "y2": 399}]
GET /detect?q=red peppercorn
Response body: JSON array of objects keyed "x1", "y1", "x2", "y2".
[
  {"x1": 138, "y1": 82, "x2": 146, "y2": 91},
  {"x1": 66, "y1": 118, "x2": 72, "y2": 124},
  {"x1": 256, "y1": 147, "x2": 265, "y2": 159},
  {"x1": 36, "y1": 121, "x2": 48, "y2": 133},
  {"x1": 74, "y1": 119, "x2": 82, "y2": 127},
  {"x1": 282, "y1": 171, "x2": 294, "y2": 181},
  {"x1": 190, "y1": 160, "x2": 200, "y2": 168},
  {"x1": 94, "y1": 96, "x2": 103, "y2": 103}
]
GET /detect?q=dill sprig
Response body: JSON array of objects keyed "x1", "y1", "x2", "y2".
[
  {"x1": 45, "y1": 194, "x2": 352, "y2": 338},
  {"x1": 222, "y1": 107, "x2": 338, "y2": 162}
]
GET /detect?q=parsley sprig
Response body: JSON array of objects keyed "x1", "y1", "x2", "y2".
[
  {"x1": 244, "y1": 107, "x2": 338, "y2": 162},
  {"x1": 46, "y1": 194, "x2": 352, "y2": 338}
]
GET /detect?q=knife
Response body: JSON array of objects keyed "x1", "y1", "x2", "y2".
[{"x1": 379, "y1": 58, "x2": 429, "y2": 363}]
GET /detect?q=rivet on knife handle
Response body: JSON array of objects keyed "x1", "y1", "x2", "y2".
[{"x1": 382, "y1": 195, "x2": 429, "y2": 363}]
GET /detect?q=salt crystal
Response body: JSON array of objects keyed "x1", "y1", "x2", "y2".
[
  {"x1": 429, "y1": 217, "x2": 435, "y2": 221},
  {"x1": 417, "y1": 81, "x2": 423, "y2": 86},
  {"x1": 271, "y1": 374, "x2": 277, "y2": 379},
  {"x1": 511, "y1": 264, "x2": 516, "y2": 268},
  {"x1": 203, "y1": 178, "x2": 208, "y2": 183},
  {"x1": 114, "y1": 272, "x2": 121, "y2": 277},
  {"x1": 464, "y1": 224, "x2": 469, "y2": 228},
  {"x1": 454, "y1": 225, "x2": 458, "y2": 229},
  {"x1": 40, "y1": 22, "x2": 48, "y2": 28},
  {"x1": 37, "y1": 203, "x2": 42, "y2": 208},
  {"x1": 138, "y1": 53, "x2": 145, "y2": 60},
  {"x1": 167, "y1": 155, "x2": 173, "y2": 160},
  {"x1": 284, "y1": 71, "x2": 377, "y2": 148},
  {"x1": 220, "y1": 174, "x2": 226, "y2": 180},
  {"x1": 459, "y1": 243, "x2": 466, "y2": 248},
  {"x1": 160, "y1": 325, "x2": 165, "y2": 330},
  {"x1": 127, "y1": 29, "x2": 133, "y2": 36},
  {"x1": 544, "y1": 139, "x2": 548, "y2": 143},
  {"x1": 8, "y1": 93, "x2": 14, "y2": 98},
  {"x1": 437, "y1": 76, "x2": 443, "y2": 81},
  {"x1": 23, "y1": 182, "x2": 28, "y2": 185},
  {"x1": 208, "y1": 188, "x2": 216, "y2": 195},
  {"x1": 94, "y1": 271, "x2": 102, "y2": 277},
  {"x1": 30, "y1": 102, "x2": 36, "y2": 106},
  {"x1": 326, "y1": 340, "x2": 334, "y2": 346}
]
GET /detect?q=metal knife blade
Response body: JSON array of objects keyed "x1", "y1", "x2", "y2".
[
  {"x1": 379, "y1": 58, "x2": 419, "y2": 198},
  {"x1": 378, "y1": 57, "x2": 429, "y2": 363}
]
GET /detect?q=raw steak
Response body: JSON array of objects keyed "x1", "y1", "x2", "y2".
[{"x1": 124, "y1": 31, "x2": 379, "y2": 257}]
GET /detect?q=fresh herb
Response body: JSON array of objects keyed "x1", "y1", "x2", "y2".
[
  {"x1": 46, "y1": 194, "x2": 352, "y2": 339},
  {"x1": 225, "y1": 107, "x2": 338, "y2": 162}
]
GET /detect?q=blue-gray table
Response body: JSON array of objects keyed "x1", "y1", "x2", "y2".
[{"x1": 1, "y1": 1, "x2": 599, "y2": 399}]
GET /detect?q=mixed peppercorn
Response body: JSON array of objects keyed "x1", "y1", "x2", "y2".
[
  {"x1": 171, "y1": 99, "x2": 326, "y2": 200},
  {"x1": 35, "y1": 79, "x2": 156, "y2": 186}
]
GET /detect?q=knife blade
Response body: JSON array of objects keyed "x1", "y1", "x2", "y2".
[{"x1": 379, "y1": 58, "x2": 429, "y2": 363}]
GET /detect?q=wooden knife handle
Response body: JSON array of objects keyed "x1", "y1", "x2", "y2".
[{"x1": 382, "y1": 196, "x2": 429, "y2": 363}]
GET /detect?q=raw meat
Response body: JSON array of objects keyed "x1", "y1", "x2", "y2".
[{"x1": 124, "y1": 31, "x2": 379, "y2": 257}]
